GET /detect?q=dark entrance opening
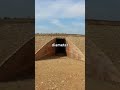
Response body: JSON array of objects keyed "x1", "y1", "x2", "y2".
[{"x1": 55, "y1": 38, "x2": 66, "y2": 56}]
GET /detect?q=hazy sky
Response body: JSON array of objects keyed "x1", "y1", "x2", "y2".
[
  {"x1": 35, "y1": 0, "x2": 85, "y2": 34},
  {"x1": 86, "y1": 0, "x2": 120, "y2": 20},
  {"x1": 0, "y1": 0, "x2": 34, "y2": 18}
]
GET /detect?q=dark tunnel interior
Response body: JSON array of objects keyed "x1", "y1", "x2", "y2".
[{"x1": 55, "y1": 38, "x2": 66, "y2": 56}]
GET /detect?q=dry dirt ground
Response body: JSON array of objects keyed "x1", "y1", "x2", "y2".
[
  {"x1": 35, "y1": 34, "x2": 85, "y2": 90},
  {"x1": 87, "y1": 78, "x2": 120, "y2": 90},
  {"x1": 0, "y1": 79, "x2": 34, "y2": 90},
  {"x1": 0, "y1": 20, "x2": 34, "y2": 90},
  {"x1": 35, "y1": 56, "x2": 85, "y2": 90}
]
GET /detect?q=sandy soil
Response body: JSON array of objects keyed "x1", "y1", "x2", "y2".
[
  {"x1": 35, "y1": 56, "x2": 85, "y2": 90},
  {"x1": 87, "y1": 78, "x2": 120, "y2": 90}
]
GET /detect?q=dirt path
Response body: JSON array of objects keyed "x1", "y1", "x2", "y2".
[{"x1": 35, "y1": 56, "x2": 85, "y2": 90}]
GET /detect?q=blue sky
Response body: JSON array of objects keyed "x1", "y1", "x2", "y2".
[{"x1": 35, "y1": 0, "x2": 85, "y2": 34}]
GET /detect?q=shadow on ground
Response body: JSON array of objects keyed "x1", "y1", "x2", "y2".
[{"x1": 37, "y1": 54, "x2": 67, "y2": 61}]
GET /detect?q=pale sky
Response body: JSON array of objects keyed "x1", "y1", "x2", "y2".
[{"x1": 35, "y1": 0, "x2": 85, "y2": 34}]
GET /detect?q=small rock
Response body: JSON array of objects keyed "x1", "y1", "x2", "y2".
[
  {"x1": 41, "y1": 82, "x2": 43, "y2": 84},
  {"x1": 61, "y1": 80, "x2": 64, "y2": 83}
]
